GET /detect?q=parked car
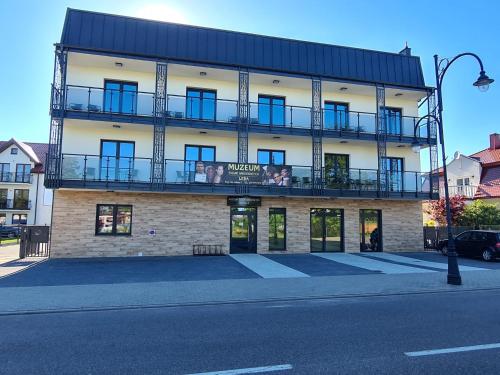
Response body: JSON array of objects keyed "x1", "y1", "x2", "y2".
[
  {"x1": 0, "y1": 226, "x2": 22, "y2": 239},
  {"x1": 437, "y1": 230, "x2": 500, "y2": 261}
]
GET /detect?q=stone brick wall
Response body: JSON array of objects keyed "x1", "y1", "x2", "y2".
[{"x1": 51, "y1": 190, "x2": 423, "y2": 258}]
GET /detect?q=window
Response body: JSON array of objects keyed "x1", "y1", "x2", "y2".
[
  {"x1": 96, "y1": 205, "x2": 132, "y2": 235},
  {"x1": 184, "y1": 145, "x2": 216, "y2": 182},
  {"x1": 0, "y1": 189, "x2": 7, "y2": 209},
  {"x1": 324, "y1": 102, "x2": 349, "y2": 130},
  {"x1": 15, "y1": 164, "x2": 31, "y2": 182},
  {"x1": 13, "y1": 189, "x2": 29, "y2": 209},
  {"x1": 269, "y1": 208, "x2": 286, "y2": 251},
  {"x1": 383, "y1": 107, "x2": 402, "y2": 135},
  {"x1": 0, "y1": 214, "x2": 5, "y2": 226},
  {"x1": 382, "y1": 157, "x2": 404, "y2": 191},
  {"x1": 10, "y1": 148, "x2": 18, "y2": 155},
  {"x1": 325, "y1": 154, "x2": 349, "y2": 188},
  {"x1": 100, "y1": 140, "x2": 135, "y2": 181},
  {"x1": 186, "y1": 88, "x2": 216, "y2": 120},
  {"x1": 456, "y1": 232, "x2": 471, "y2": 241},
  {"x1": 0, "y1": 163, "x2": 10, "y2": 182},
  {"x1": 258, "y1": 95, "x2": 285, "y2": 126},
  {"x1": 104, "y1": 80, "x2": 138, "y2": 114},
  {"x1": 257, "y1": 150, "x2": 285, "y2": 165},
  {"x1": 12, "y1": 214, "x2": 27, "y2": 225}
]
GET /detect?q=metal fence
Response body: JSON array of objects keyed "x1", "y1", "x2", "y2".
[
  {"x1": 19, "y1": 226, "x2": 50, "y2": 258},
  {"x1": 423, "y1": 225, "x2": 500, "y2": 249}
]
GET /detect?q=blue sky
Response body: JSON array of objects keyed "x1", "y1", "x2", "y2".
[{"x1": 0, "y1": 0, "x2": 498, "y2": 159}]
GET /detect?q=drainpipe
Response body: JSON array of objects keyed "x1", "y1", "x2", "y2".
[{"x1": 33, "y1": 173, "x2": 39, "y2": 225}]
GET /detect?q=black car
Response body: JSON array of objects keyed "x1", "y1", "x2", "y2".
[
  {"x1": 0, "y1": 226, "x2": 21, "y2": 239},
  {"x1": 438, "y1": 230, "x2": 500, "y2": 261}
]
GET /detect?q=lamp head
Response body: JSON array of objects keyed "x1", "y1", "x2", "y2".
[{"x1": 473, "y1": 71, "x2": 494, "y2": 92}]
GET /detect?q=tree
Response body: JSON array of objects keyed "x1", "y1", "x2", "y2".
[
  {"x1": 457, "y1": 200, "x2": 500, "y2": 228},
  {"x1": 425, "y1": 195, "x2": 466, "y2": 226}
]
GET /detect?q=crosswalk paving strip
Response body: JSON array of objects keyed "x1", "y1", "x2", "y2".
[
  {"x1": 312, "y1": 253, "x2": 435, "y2": 274},
  {"x1": 364, "y1": 252, "x2": 488, "y2": 272},
  {"x1": 230, "y1": 254, "x2": 309, "y2": 278}
]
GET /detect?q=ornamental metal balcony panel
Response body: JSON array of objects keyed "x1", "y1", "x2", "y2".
[{"x1": 0, "y1": 172, "x2": 32, "y2": 183}]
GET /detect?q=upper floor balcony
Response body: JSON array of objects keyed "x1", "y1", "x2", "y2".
[
  {"x1": 0, "y1": 172, "x2": 32, "y2": 184},
  {"x1": 58, "y1": 153, "x2": 435, "y2": 200}
]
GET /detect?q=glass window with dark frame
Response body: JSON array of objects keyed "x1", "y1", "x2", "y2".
[
  {"x1": 383, "y1": 107, "x2": 402, "y2": 135},
  {"x1": 186, "y1": 88, "x2": 216, "y2": 121},
  {"x1": 257, "y1": 150, "x2": 285, "y2": 165},
  {"x1": 269, "y1": 208, "x2": 286, "y2": 251},
  {"x1": 96, "y1": 204, "x2": 132, "y2": 235},
  {"x1": 0, "y1": 189, "x2": 7, "y2": 209},
  {"x1": 10, "y1": 148, "x2": 18, "y2": 155},
  {"x1": 258, "y1": 96, "x2": 285, "y2": 126},
  {"x1": 13, "y1": 189, "x2": 29, "y2": 210},
  {"x1": 12, "y1": 214, "x2": 27, "y2": 225},
  {"x1": 324, "y1": 102, "x2": 349, "y2": 130},
  {"x1": 383, "y1": 157, "x2": 404, "y2": 192},
  {"x1": 15, "y1": 164, "x2": 31, "y2": 183},
  {"x1": 324, "y1": 154, "x2": 350, "y2": 188},
  {"x1": 0, "y1": 163, "x2": 9, "y2": 182},
  {"x1": 184, "y1": 145, "x2": 216, "y2": 182},
  {"x1": 100, "y1": 140, "x2": 135, "y2": 182},
  {"x1": 104, "y1": 80, "x2": 138, "y2": 114}
]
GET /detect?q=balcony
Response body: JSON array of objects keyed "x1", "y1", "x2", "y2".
[
  {"x1": 0, "y1": 172, "x2": 32, "y2": 183},
  {"x1": 59, "y1": 154, "x2": 434, "y2": 199},
  {"x1": 61, "y1": 85, "x2": 434, "y2": 143},
  {"x1": 0, "y1": 199, "x2": 31, "y2": 210},
  {"x1": 440, "y1": 185, "x2": 478, "y2": 199}
]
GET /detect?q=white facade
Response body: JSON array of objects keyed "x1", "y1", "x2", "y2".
[
  {"x1": 440, "y1": 153, "x2": 482, "y2": 199},
  {"x1": 0, "y1": 140, "x2": 52, "y2": 226}
]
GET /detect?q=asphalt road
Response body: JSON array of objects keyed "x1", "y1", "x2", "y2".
[{"x1": 2, "y1": 289, "x2": 500, "y2": 374}]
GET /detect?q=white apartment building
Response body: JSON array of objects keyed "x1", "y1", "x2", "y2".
[
  {"x1": 0, "y1": 139, "x2": 52, "y2": 226},
  {"x1": 46, "y1": 9, "x2": 439, "y2": 257}
]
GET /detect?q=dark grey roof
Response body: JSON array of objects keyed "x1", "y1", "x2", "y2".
[{"x1": 61, "y1": 8, "x2": 427, "y2": 89}]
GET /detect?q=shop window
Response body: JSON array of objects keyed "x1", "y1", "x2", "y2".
[
  {"x1": 95, "y1": 204, "x2": 132, "y2": 235},
  {"x1": 269, "y1": 208, "x2": 286, "y2": 251}
]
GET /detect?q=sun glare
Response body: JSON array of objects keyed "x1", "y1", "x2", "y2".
[{"x1": 135, "y1": 4, "x2": 188, "y2": 24}]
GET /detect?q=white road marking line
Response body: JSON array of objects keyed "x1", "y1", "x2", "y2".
[
  {"x1": 312, "y1": 253, "x2": 435, "y2": 274},
  {"x1": 230, "y1": 254, "x2": 309, "y2": 278},
  {"x1": 365, "y1": 252, "x2": 487, "y2": 272},
  {"x1": 186, "y1": 363, "x2": 293, "y2": 374},
  {"x1": 405, "y1": 343, "x2": 500, "y2": 357}
]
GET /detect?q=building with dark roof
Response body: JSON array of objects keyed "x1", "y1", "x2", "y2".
[{"x1": 46, "y1": 8, "x2": 439, "y2": 258}]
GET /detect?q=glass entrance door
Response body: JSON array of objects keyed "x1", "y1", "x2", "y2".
[
  {"x1": 360, "y1": 209, "x2": 382, "y2": 252},
  {"x1": 310, "y1": 209, "x2": 344, "y2": 252},
  {"x1": 230, "y1": 207, "x2": 257, "y2": 253}
]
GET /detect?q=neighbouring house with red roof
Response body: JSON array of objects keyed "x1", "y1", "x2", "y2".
[
  {"x1": 469, "y1": 134, "x2": 500, "y2": 205},
  {"x1": 0, "y1": 138, "x2": 52, "y2": 226}
]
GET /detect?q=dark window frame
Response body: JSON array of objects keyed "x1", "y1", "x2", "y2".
[
  {"x1": 184, "y1": 144, "x2": 217, "y2": 162},
  {"x1": 95, "y1": 204, "x2": 133, "y2": 236},
  {"x1": 99, "y1": 140, "x2": 136, "y2": 181},
  {"x1": 103, "y1": 79, "x2": 139, "y2": 114},
  {"x1": 257, "y1": 149, "x2": 286, "y2": 165},
  {"x1": 324, "y1": 101, "x2": 350, "y2": 129},
  {"x1": 15, "y1": 163, "x2": 31, "y2": 182},
  {"x1": 185, "y1": 87, "x2": 217, "y2": 121},
  {"x1": 269, "y1": 207, "x2": 286, "y2": 251},
  {"x1": 258, "y1": 94, "x2": 286, "y2": 126},
  {"x1": 0, "y1": 163, "x2": 10, "y2": 181},
  {"x1": 12, "y1": 213, "x2": 27, "y2": 225},
  {"x1": 13, "y1": 189, "x2": 29, "y2": 209},
  {"x1": 10, "y1": 148, "x2": 18, "y2": 155},
  {"x1": 310, "y1": 208, "x2": 345, "y2": 252},
  {"x1": 383, "y1": 107, "x2": 403, "y2": 135}
]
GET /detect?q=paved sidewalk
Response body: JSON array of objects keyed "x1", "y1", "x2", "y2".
[
  {"x1": 1, "y1": 269, "x2": 500, "y2": 315},
  {"x1": 0, "y1": 245, "x2": 46, "y2": 278}
]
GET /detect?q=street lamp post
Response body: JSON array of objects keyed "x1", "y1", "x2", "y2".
[{"x1": 413, "y1": 53, "x2": 493, "y2": 285}]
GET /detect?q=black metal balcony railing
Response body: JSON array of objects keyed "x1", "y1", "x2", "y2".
[
  {"x1": 0, "y1": 172, "x2": 32, "y2": 183},
  {"x1": 63, "y1": 85, "x2": 432, "y2": 138},
  {"x1": 0, "y1": 199, "x2": 32, "y2": 210},
  {"x1": 60, "y1": 154, "x2": 431, "y2": 196}
]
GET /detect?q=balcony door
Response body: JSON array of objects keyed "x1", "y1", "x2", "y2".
[
  {"x1": 0, "y1": 189, "x2": 7, "y2": 209},
  {"x1": 360, "y1": 209, "x2": 382, "y2": 252},
  {"x1": 324, "y1": 154, "x2": 349, "y2": 189},
  {"x1": 324, "y1": 102, "x2": 349, "y2": 130},
  {"x1": 310, "y1": 208, "x2": 344, "y2": 252},
  {"x1": 100, "y1": 140, "x2": 135, "y2": 181},
  {"x1": 13, "y1": 189, "x2": 29, "y2": 210},
  {"x1": 0, "y1": 163, "x2": 10, "y2": 182},
  {"x1": 104, "y1": 80, "x2": 138, "y2": 114},
  {"x1": 383, "y1": 157, "x2": 403, "y2": 192},
  {"x1": 383, "y1": 107, "x2": 402, "y2": 135},
  {"x1": 258, "y1": 95, "x2": 285, "y2": 126},
  {"x1": 15, "y1": 164, "x2": 31, "y2": 183},
  {"x1": 186, "y1": 88, "x2": 216, "y2": 121}
]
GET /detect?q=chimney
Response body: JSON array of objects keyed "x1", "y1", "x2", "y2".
[
  {"x1": 490, "y1": 133, "x2": 500, "y2": 150},
  {"x1": 399, "y1": 42, "x2": 411, "y2": 56}
]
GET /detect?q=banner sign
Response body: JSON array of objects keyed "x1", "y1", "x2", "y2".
[{"x1": 192, "y1": 161, "x2": 292, "y2": 186}]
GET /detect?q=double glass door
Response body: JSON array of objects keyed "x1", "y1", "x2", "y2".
[
  {"x1": 310, "y1": 209, "x2": 344, "y2": 252},
  {"x1": 383, "y1": 157, "x2": 403, "y2": 192},
  {"x1": 104, "y1": 81, "x2": 138, "y2": 114},
  {"x1": 100, "y1": 141, "x2": 135, "y2": 181},
  {"x1": 324, "y1": 154, "x2": 349, "y2": 188},
  {"x1": 360, "y1": 209, "x2": 382, "y2": 252}
]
